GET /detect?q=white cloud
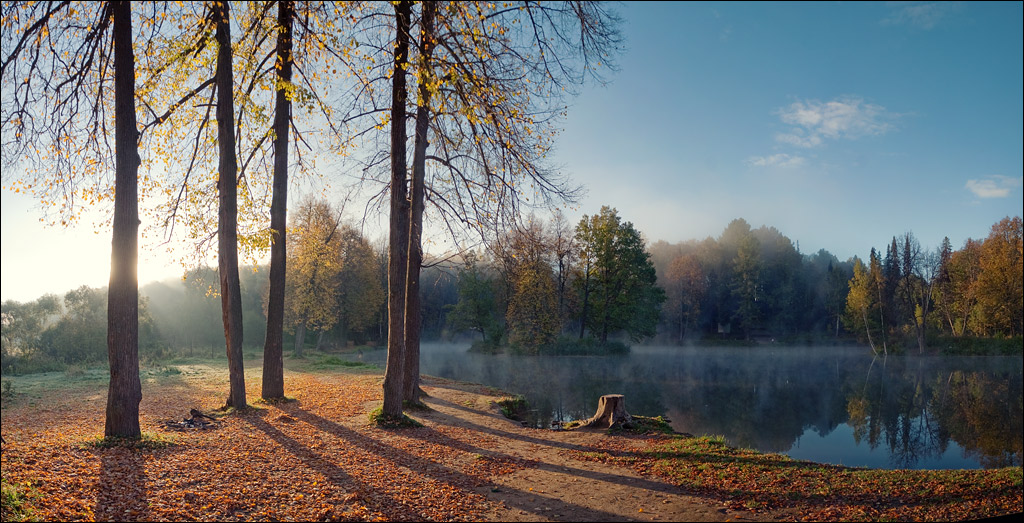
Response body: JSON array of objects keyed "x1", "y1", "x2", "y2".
[
  {"x1": 965, "y1": 176, "x2": 1023, "y2": 199},
  {"x1": 747, "y1": 154, "x2": 806, "y2": 168},
  {"x1": 882, "y1": 2, "x2": 962, "y2": 30},
  {"x1": 775, "y1": 132, "x2": 822, "y2": 148},
  {"x1": 774, "y1": 96, "x2": 895, "y2": 148}
]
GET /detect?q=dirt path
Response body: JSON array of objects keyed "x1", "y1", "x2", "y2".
[{"x1": 409, "y1": 377, "x2": 776, "y2": 522}]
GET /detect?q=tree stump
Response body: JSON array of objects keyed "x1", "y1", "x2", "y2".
[{"x1": 578, "y1": 394, "x2": 633, "y2": 429}]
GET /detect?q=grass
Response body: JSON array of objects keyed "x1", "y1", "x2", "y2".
[
  {"x1": 368, "y1": 406, "x2": 423, "y2": 428},
  {"x1": 589, "y1": 434, "x2": 1024, "y2": 520},
  {"x1": 1, "y1": 477, "x2": 36, "y2": 523},
  {"x1": 610, "y1": 415, "x2": 675, "y2": 435},
  {"x1": 312, "y1": 354, "x2": 376, "y2": 370}
]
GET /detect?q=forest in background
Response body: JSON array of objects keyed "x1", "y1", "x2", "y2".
[{"x1": 3, "y1": 207, "x2": 1020, "y2": 375}]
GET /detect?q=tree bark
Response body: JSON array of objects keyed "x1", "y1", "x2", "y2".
[
  {"x1": 214, "y1": 0, "x2": 246, "y2": 409},
  {"x1": 382, "y1": 0, "x2": 412, "y2": 418},
  {"x1": 403, "y1": 0, "x2": 436, "y2": 404},
  {"x1": 105, "y1": 0, "x2": 142, "y2": 439},
  {"x1": 262, "y1": 0, "x2": 293, "y2": 401},
  {"x1": 294, "y1": 322, "x2": 306, "y2": 357}
]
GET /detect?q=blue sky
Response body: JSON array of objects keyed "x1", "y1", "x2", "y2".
[
  {"x1": 2, "y1": 1, "x2": 1022, "y2": 303},
  {"x1": 554, "y1": 1, "x2": 1022, "y2": 258}
]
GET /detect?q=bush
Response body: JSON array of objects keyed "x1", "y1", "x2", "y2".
[
  {"x1": 496, "y1": 395, "x2": 528, "y2": 420},
  {"x1": 1, "y1": 352, "x2": 67, "y2": 376},
  {"x1": 936, "y1": 336, "x2": 1023, "y2": 356}
]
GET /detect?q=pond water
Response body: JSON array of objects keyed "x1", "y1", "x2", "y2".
[{"x1": 357, "y1": 343, "x2": 1022, "y2": 470}]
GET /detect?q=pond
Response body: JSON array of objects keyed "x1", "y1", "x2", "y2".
[{"x1": 357, "y1": 343, "x2": 1022, "y2": 470}]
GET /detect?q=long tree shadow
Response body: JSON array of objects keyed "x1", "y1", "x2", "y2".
[
  {"x1": 408, "y1": 400, "x2": 685, "y2": 494},
  {"x1": 414, "y1": 423, "x2": 687, "y2": 495},
  {"x1": 278, "y1": 403, "x2": 635, "y2": 522},
  {"x1": 421, "y1": 393, "x2": 917, "y2": 517},
  {"x1": 93, "y1": 447, "x2": 151, "y2": 521},
  {"x1": 425, "y1": 395, "x2": 644, "y2": 457},
  {"x1": 242, "y1": 413, "x2": 424, "y2": 520}
]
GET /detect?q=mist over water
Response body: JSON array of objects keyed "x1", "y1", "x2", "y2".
[{"x1": 359, "y1": 343, "x2": 1022, "y2": 470}]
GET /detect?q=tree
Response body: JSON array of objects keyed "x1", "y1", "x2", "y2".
[
  {"x1": 897, "y1": 232, "x2": 937, "y2": 353},
  {"x1": 381, "y1": 0, "x2": 413, "y2": 419},
  {"x1": 390, "y1": 1, "x2": 623, "y2": 408},
  {"x1": 447, "y1": 253, "x2": 502, "y2": 345},
  {"x1": 262, "y1": 0, "x2": 294, "y2": 400},
  {"x1": 495, "y1": 221, "x2": 560, "y2": 351},
  {"x1": 731, "y1": 232, "x2": 762, "y2": 340},
  {"x1": 335, "y1": 226, "x2": 385, "y2": 345},
  {"x1": 506, "y1": 260, "x2": 559, "y2": 352},
  {"x1": 940, "y1": 238, "x2": 982, "y2": 336},
  {"x1": 574, "y1": 206, "x2": 664, "y2": 343},
  {"x1": 403, "y1": 0, "x2": 437, "y2": 403},
  {"x1": 844, "y1": 257, "x2": 881, "y2": 354},
  {"x1": 2, "y1": 0, "x2": 144, "y2": 437},
  {"x1": 824, "y1": 258, "x2": 851, "y2": 338},
  {"x1": 1, "y1": 295, "x2": 62, "y2": 372},
  {"x1": 869, "y1": 248, "x2": 889, "y2": 354},
  {"x1": 665, "y1": 253, "x2": 706, "y2": 343},
  {"x1": 550, "y1": 209, "x2": 578, "y2": 327},
  {"x1": 284, "y1": 198, "x2": 344, "y2": 356},
  {"x1": 975, "y1": 217, "x2": 1023, "y2": 336},
  {"x1": 212, "y1": 0, "x2": 247, "y2": 409}
]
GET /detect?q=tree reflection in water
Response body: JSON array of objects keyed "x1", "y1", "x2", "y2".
[{"x1": 362, "y1": 343, "x2": 1022, "y2": 469}]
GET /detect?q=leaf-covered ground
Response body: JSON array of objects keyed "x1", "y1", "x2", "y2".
[
  {"x1": 574, "y1": 434, "x2": 1023, "y2": 521},
  {"x1": 1, "y1": 360, "x2": 1021, "y2": 522}
]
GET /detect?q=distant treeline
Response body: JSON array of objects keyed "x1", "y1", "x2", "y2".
[{"x1": 2, "y1": 209, "x2": 1020, "y2": 373}]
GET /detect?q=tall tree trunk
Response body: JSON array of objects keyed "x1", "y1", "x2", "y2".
[
  {"x1": 294, "y1": 322, "x2": 306, "y2": 357},
  {"x1": 262, "y1": 0, "x2": 293, "y2": 400},
  {"x1": 578, "y1": 266, "x2": 589, "y2": 339},
  {"x1": 862, "y1": 308, "x2": 878, "y2": 356},
  {"x1": 403, "y1": 0, "x2": 436, "y2": 404},
  {"x1": 679, "y1": 306, "x2": 685, "y2": 344},
  {"x1": 105, "y1": 0, "x2": 142, "y2": 439},
  {"x1": 315, "y1": 330, "x2": 324, "y2": 351},
  {"x1": 214, "y1": 0, "x2": 246, "y2": 409},
  {"x1": 382, "y1": 0, "x2": 412, "y2": 418}
]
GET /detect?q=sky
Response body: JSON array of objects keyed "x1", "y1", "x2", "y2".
[{"x1": 2, "y1": 1, "x2": 1022, "y2": 304}]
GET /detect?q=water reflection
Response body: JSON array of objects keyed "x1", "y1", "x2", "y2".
[{"x1": 358, "y1": 344, "x2": 1022, "y2": 470}]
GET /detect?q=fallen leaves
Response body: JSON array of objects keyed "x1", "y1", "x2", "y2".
[
  {"x1": 574, "y1": 434, "x2": 1024, "y2": 521},
  {"x1": 1, "y1": 370, "x2": 498, "y2": 521}
]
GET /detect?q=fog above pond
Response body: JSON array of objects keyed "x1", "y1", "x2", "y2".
[{"x1": 357, "y1": 343, "x2": 1022, "y2": 470}]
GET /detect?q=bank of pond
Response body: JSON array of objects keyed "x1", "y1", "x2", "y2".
[{"x1": 352, "y1": 342, "x2": 1022, "y2": 470}]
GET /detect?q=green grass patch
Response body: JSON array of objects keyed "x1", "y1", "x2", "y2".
[
  {"x1": 1, "y1": 477, "x2": 37, "y2": 523},
  {"x1": 402, "y1": 399, "x2": 431, "y2": 411},
  {"x1": 368, "y1": 406, "x2": 423, "y2": 428},
  {"x1": 313, "y1": 355, "x2": 375, "y2": 369},
  {"x1": 611, "y1": 415, "x2": 675, "y2": 435}
]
